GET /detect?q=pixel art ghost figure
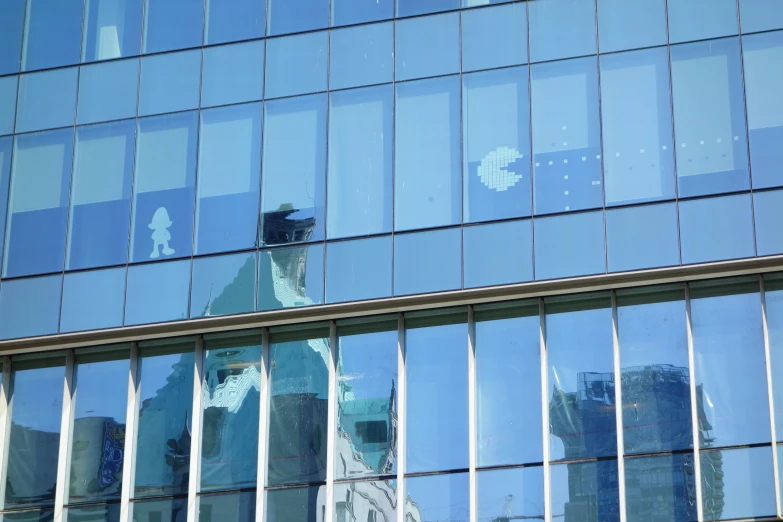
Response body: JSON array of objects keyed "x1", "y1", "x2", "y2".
[{"x1": 149, "y1": 207, "x2": 175, "y2": 259}]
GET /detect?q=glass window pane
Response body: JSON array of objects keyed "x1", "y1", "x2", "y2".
[
  {"x1": 258, "y1": 244, "x2": 324, "y2": 311},
  {"x1": 77, "y1": 60, "x2": 139, "y2": 125},
  {"x1": 766, "y1": 275, "x2": 783, "y2": 439},
  {"x1": 671, "y1": 38, "x2": 749, "y2": 198},
  {"x1": 701, "y1": 447, "x2": 776, "y2": 521},
  {"x1": 142, "y1": 0, "x2": 203, "y2": 54},
  {"x1": 529, "y1": 0, "x2": 596, "y2": 62},
  {"x1": 404, "y1": 473, "x2": 469, "y2": 521},
  {"x1": 261, "y1": 95, "x2": 326, "y2": 245},
  {"x1": 268, "y1": 0, "x2": 327, "y2": 35},
  {"x1": 68, "y1": 120, "x2": 134, "y2": 270},
  {"x1": 462, "y1": 3, "x2": 527, "y2": 72},
  {"x1": 5, "y1": 357, "x2": 64, "y2": 508},
  {"x1": 532, "y1": 57, "x2": 602, "y2": 215},
  {"x1": 551, "y1": 460, "x2": 620, "y2": 522},
  {"x1": 395, "y1": 13, "x2": 459, "y2": 82},
  {"x1": 197, "y1": 492, "x2": 254, "y2": 522},
  {"x1": 326, "y1": 236, "x2": 392, "y2": 303},
  {"x1": 546, "y1": 295, "x2": 615, "y2": 460},
  {"x1": 69, "y1": 351, "x2": 129, "y2": 503},
  {"x1": 190, "y1": 252, "x2": 256, "y2": 318},
  {"x1": 16, "y1": 68, "x2": 78, "y2": 133},
  {"x1": 754, "y1": 190, "x2": 783, "y2": 256},
  {"x1": 463, "y1": 67, "x2": 531, "y2": 223},
  {"x1": 464, "y1": 221, "x2": 533, "y2": 289},
  {"x1": 329, "y1": 23, "x2": 393, "y2": 91},
  {"x1": 266, "y1": 486, "x2": 322, "y2": 522},
  {"x1": 601, "y1": 48, "x2": 675, "y2": 206},
  {"x1": 606, "y1": 203, "x2": 680, "y2": 272},
  {"x1": 327, "y1": 85, "x2": 392, "y2": 238},
  {"x1": 201, "y1": 41, "x2": 265, "y2": 108},
  {"x1": 0, "y1": 76, "x2": 18, "y2": 136},
  {"x1": 0, "y1": 0, "x2": 25, "y2": 75},
  {"x1": 743, "y1": 31, "x2": 783, "y2": 189},
  {"x1": 22, "y1": 0, "x2": 83, "y2": 71},
  {"x1": 740, "y1": 0, "x2": 783, "y2": 33},
  {"x1": 265, "y1": 32, "x2": 327, "y2": 99},
  {"x1": 690, "y1": 279, "x2": 770, "y2": 447},
  {"x1": 205, "y1": 0, "x2": 265, "y2": 45},
  {"x1": 477, "y1": 468, "x2": 544, "y2": 521},
  {"x1": 201, "y1": 336, "x2": 260, "y2": 491},
  {"x1": 82, "y1": 0, "x2": 143, "y2": 61},
  {"x1": 395, "y1": 76, "x2": 460, "y2": 231},
  {"x1": 0, "y1": 137, "x2": 13, "y2": 269},
  {"x1": 60, "y1": 268, "x2": 126, "y2": 332},
  {"x1": 597, "y1": 0, "x2": 667, "y2": 53},
  {"x1": 333, "y1": 480, "x2": 397, "y2": 520},
  {"x1": 406, "y1": 311, "x2": 468, "y2": 473},
  {"x1": 394, "y1": 228, "x2": 461, "y2": 297},
  {"x1": 397, "y1": 0, "x2": 458, "y2": 17},
  {"x1": 5, "y1": 129, "x2": 73, "y2": 277},
  {"x1": 332, "y1": 0, "x2": 392, "y2": 26},
  {"x1": 0, "y1": 276, "x2": 61, "y2": 339},
  {"x1": 132, "y1": 497, "x2": 187, "y2": 522},
  {"x1": 534, "y1": 211, "x2": 605, "y2": 280},
  {"x1": 67, "y1": 504, "x2": 120, "y2": 521},
  {"x1": 267, "y1": 327, "x2": 330, "y2": 486},
  {"x1": 138, "y1": 50, "x2": 201, "y2": 117},
  {"x1": 679, "y1": 194, "x2": 755, "y2": 265},
  {"x1": 335, "y1": 320, "x2": 398, "y2": 478},
  {"x1": 668, "y1": 0, "x2": 738, "y2": 44},
  {"x1": 124, "y1": 260, "x2": 191, "y2": 325},
  {"x1": 131, "y1": 112, "x2": 197, "y2": 262},
  {"x1": 4, "y1": 508, "x2": 54, "y2": 522},
  {"x1": 196, "y1": 103, "x2": 261, "y2": 254},
  {"x1": 625, "y1": 453, "x2": 697, "y2": 522},
  {"x1": 134, "y1": 343, "x2": 194, "y2": 497},
  {"x1": 475, "y1": 303, "x2": 542, "y2": 466}
]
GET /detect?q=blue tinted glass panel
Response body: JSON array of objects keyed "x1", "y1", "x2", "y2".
[
  {"x1": 0, "y1": 0, "x2": 25, "y2": 75},
  {"x1": 143, "y1": 0, "x2": 203, "y2": 53},
  {"x1": 395, "y1": 13, "x2": 459, "y2": 81},
  {"x1": 404, "y1": 473, "x2": 469, "y2": 521},
  {"x1": 198, "y1": 492, "x2": 255, "y2": 522},
  {"x1": 534, "y1": 211, "x2": 605, "y2": 280},
  {"x1": 332, "y1": 0, "x2": 393, "y2": 26},
  {"x1": 406, "y1": 313, "x2": 468, "y2": 473},
  {"x1": 394, "y1": 228, "x2": 461, "y2": 296},
  {"x1": 201, "y1": 337, "x2": 260, "y2": 491},
  {"x1": 77, "y1": 60, "x2": 139, "y2": 125},
  {"x1": 597, "y1": 0, "x2": 667, "y2": 53},
  {"x1": 190, "y1": 252, "x2": 255, "y2": 318},
  {"x1": 266, "y1": 486, "x2": 320, "y2": 522},
  {"x1": 261, "y1": 95, "x2": 326, "y2": 245},
  {"x1": 601, "y1": 48, "x2": 675, "y2": 205},
  {"x1": 0, "y1": 276, "x2": 61, "y2": 339},
  {"x1": 462, "y1": 3, "x2": 527, "y2": 72},
  {"x1": 397, "y1": 0, "x2": 457, "y2": 17},
  {"x1": 743, "y1": 31, "x2": 783, "y2": 189},
  {"x1": 5, "y1": 129, "x2": 72, "y2": 278},
  {"x1": 205, "y1": 0, "x2": 265, "y2": 44},
  {"x1": 668, "y1": 0, "x2": 738, "y2": 43},
  {"x1": 528, "y1": 0, "x2": 596, "y2": 62},
  {"x1": 671, "y1": 38, "x2": 749, "y2": 197},
  {"x1": 201, "y1": 41, "x2": 265, "y2": 108},
  {"x1": 4, "y1": 509, "x2": 54, "y2": 522},
  {"x1": 68, "y1": 120, "x2": 134, "y2": 270},
  {"x1": 478, "y1": 468, "x2": 544, "y2": 521},
  {"x1": 551, "y1": 460, "x2": 620, "y2": 522},
  {"x1": 333, "y1": 481, "x2": 397, "y2": 519},
  {"x1": 395, "y1": 76, "x2": 460, "y2": 231},
  {"x1": 60, "y1": 268, "x2": 126, "y2": 332},
  {"x1": 22, "y1": 0, "x2": 83, "y2": 71},
  {"x1": 329, "y1": 23, "x2": 393, "y2": 90},
  {"x1": 5, "y1": 358, "x2": 64, "y2": 508},
  {"x1": 464, "y1": 221, "x2": 533, "y2": 289},
  {"x1": 196, "y1": 103, "x2": 261, "y2": 254},
  {"x1": 258, "y1": 244, "x2": 324, "y2": 311},
  {"x1": 475, "y1": 303, "x2": 542, "y2": 466},
  {"x1": 139, "y1": 51, "x2": 201, "y2": 117},
  {"x1": 268, "y1": 0, "x2": 327, "y2": 35},
  {"x1": 0, "y1": 138, "x2": 12, "y2": 269},
  {"x1": 82, "y1": 0, "x2": 143, "y2": 61},
  {"x1": 124, "y1": 260, "x2": 191, "y2": 325},
  {"x1": 754, "y1": 190, "x2": 783, "y2": 256},
  {"x1": 702, "y1": 447, "x2": 775, "y2": 521},
  {"x1": 766, "y1": 276, "x2": 783, "y2": 439},
  {"x1": 463, "y1": 67, "x2": 531, "y2": 223},
  {"x1": 532, "y1": 57, "x2": 602, "y2": 215},
  {"x1": 691, "y1": 280, "x2": 769, "y2": 447},
  {"x1": 131, "y1": 112, "x2": 197, "y2": 262},
  {"x1": 606, "y1": 203, "x2": 679, "y2": 272},
  {"x1": 265, "y1": 32, "x2": 327, "y2": 99},
  {"x1": 679, "y1": 194, "x2": 755, "y2": 265},
  {"x1": 16, "y1": 68, "x2": 78, "y2": 133},
  {"x1": 326, "y1": 236, "x2": 392, "y2": 303},
  {"x1": 740, "y1": 0, "x2": 783, "y2": 33},
  {"x1": 328, "y1": 85, "x2": 392, "y2": 238},
  {"x1": 0, "y1": 76, "x2": 18, "y2": 136},
  {"x1": 625, "y1": 453, "x2": 697, "y2": 522},
  {"x1": 67, "y1": 505, "x2": 119, "y2": 521},
  {"x1": 133, "y1": 497, "x2": 188, "y2": 522}
]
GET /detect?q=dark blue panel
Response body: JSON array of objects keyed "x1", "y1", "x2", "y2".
[
  {"x1": 143, "y1": 0, "x2": 203, "y2": 53},
  {"x1": 332, "y1": 0, "x2": 393, "y2": 25},
  {"x1": 551, "y1": 460, "x2": 620, "y2": 522},
  {"x1": 606, "y1": 203, "x2": 680, "y2": 272},
  {"x1": 625, "y1": 453, "x2": 697, "y2": 522},
  {"x1": 0, "y1": 137, "x2": 12, "y2": 271},
  {"x1": 196, "y1": 193, "x2": 258, "y2": 255},
  {"x1": 397, "y1": 0, "x2": 458, "y2": 17},
  {"x1": 268, "y1": 0, "x2": 328, "y2": 35},
  {"x1": 82, "y1": 0, "x2": 143, "y2": 61},
  {"x1": 125, "y1": 260, "x2": 191, "y2": 325},
  {"x1": 7, "y1": 207, "x2": 68, "y2": 277},
  {"x1": 198, "y1": 493, "x2": 253, "y2": 522},
  {"x1": 133, "y1": 497, "x2": 187, "y2": 522},
  {"x1": 69, "y1": 201, "x2": 131, "y2": 270},
  {"x1": 205, "y1": 0, "x2": 265, "y2": 44},
  {"x1": 463, "y1": 221, "x2": 533, "y2": 289},
  {"x1": 679, "y1": 194, "x2": 755, "y2": 265},
  {"x1": 60, "y1": 268, "x2": 126, "y2": 332},
  {"x1": 754, "y1": 190, "x2": 783, "y2": 256},
  {"x1": 131, "y1": 188, "x2": 194, "y2": 262},
  {"x1": 0, "y1": 0, "x2": 25, "y2": 75},
  {"x1": 394, "y1": 228, "x2": 461, "y2": 296},
  {"x1": 0, "y1": 275, "x2": 61, "y2": 340},
  {"x1": 266, "y1": 487, "x2": 320, "y2": 522},
  {"x1": 23, "y1": 0, "x2": 83, "y2": 70}
]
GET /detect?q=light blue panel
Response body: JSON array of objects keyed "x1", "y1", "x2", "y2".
[
  {"x1": 702, "y1": 447, "x2": 776, "y2": 520},
  {"x1": 60, "y1": 268, "x2": 126, "y2": 332},
  {"x1": 190, "y1": 252, "x2": 256, "y2": 318},
  {"x1": 668, "y1": 0, "x2": 738, "y2": 43},
  {"x1": 16, "y1": 68, "x2": 78, "y2": 133},
  {"x1": 463, "y1": 220, "x2": 533, "y2": 289},
  {"x1": 551, "y1": 461, "x2": 619, "y2": 518},
  {"x1": 77, "y1": 59, "x2": 139, "y2": 125},
  {"x1": 461, "y1": 3, "x2": 527, "y2": 72},
  {"x1": 404, "y1": 474, "x2": 469, "y2": 519},
  {"x1": 534, "y1": 211, "x2": 605, "y2": 280},
  {"x1": 394, "y1": 228, "x2": 461, "y2": 296},
  {"x1": 397, "y1": 0, "x2": 458, "y2": 17},
  {"x1": 528, "y1": 0, "x2": 597, "y2": 62},
  {"x1": 597, "y1": 0, "x2": 667, "y2": 53},
  {"x1": 395, "y1": 13, "x2": 460, "y2": 81},
  {"x1": 268, "y1": 0, "x2": 328, "y2": 35},
  {"x1": 478, "y1": 468, "x2": 544, "y2": 521},
  {"x1": 143, "y1": 0, "x2": 204, "y2": 53},
  {"x1": 205, "y1": 0, "x2": 265, "y2": 44},
  {"x1": 679, "y1": 194, "x2": 755, "y2": 264},
  {"x1": 740, "y1": 0, "x2": 783, "y2": 33},
  {"x1": 754, "y1": 190, "x2": 783, "y2": 256},
  {"x1": 625, "y1": 454, "x2": 697, "y2": 521},
  {"x1": 329, "y1": 23, "x2": 393, "y2": 90},
  {"x1": 265, "y1": 32, "x2": 328, "y2": 99},
  {"x1": 139, "y1": 50, "x2": 201, "y2": 117},
  {"x1": 326, "y1": 236, "x2": 392, "y2": 303},
  {"x1": 201, "y1": 41, "x2": 265, "y2": 108},
  {"x1": 125, "y1": 259, "x2": 191, "y2": 325},
  {"x1": 82, "y1": 0, "x2": 143, "y2": 61},
  {"x1": 0, "y1": 76, "x2": 17, "y2": 136},
  {"x1": 0, "y1": 275, "x2": 61, "y2": 340},
  {"x1": 606, "y1": 203, "x2": 680, "y2": 272},
  {"x1": 332, "y1": 0, "x2": 393, "y2": 26}
]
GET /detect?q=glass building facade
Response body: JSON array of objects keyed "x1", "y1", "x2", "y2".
[{"x1": 0, "y1": 0, "x2": 782, "y2": 521}]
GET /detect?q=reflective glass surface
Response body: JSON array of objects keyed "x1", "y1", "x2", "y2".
[
  {"x1": 132, "y1": 497, "x2": 187, "y2": 522},
  {"x1": 332, "y1": 0, "x2": 393, "y2": 26},
  {"x1": 550, "y1": 460, "x2": 620, "y2": 522},
  {"x1": 66, "y1": 504, "x2": 120, "y2": 521},
  {"x1": 325, "y1": 236, "x2": 392, "y2": 303},
  {"x1": 764, "y1": 275, "x2": 783, "y2": 436},
  {"x1": 198, "y1": 492, "x2": 254, "y2": 522},
  {"x1": 754, "y1": 190, "x2": 783, "y2": 256},
  {"x1": 0, "y1": 276, "x2": 61, "y2": 340},
  {"x1": 258, "y1": 244, "x2": 324, "y2": 311},
  {"x1": 606, "y1": 203, "x2": 680, "y2": 272},
  {"x1": 143, "y1": 0, "x2": 203, "y2": 54},
  {"x1": 397, "y1": 0, "x2": 457, "y2": 17},
  {"x1": 701, "y1": 447, "x2": 775, "y2": 521},
  {"x1": 404, "y1": 473, "x2": 469, "y2": 522},
  {"x1": 668, "y1": 0, "x2": 738, "y2": 44},
  {"x1": 82, "y1": 0, "x2": 143, "y2": 62},
  {"x1": 201, "y1": 41, "x2": 265, "y2": 108},
  {"x1": 205, "y1": 0, "x2": 265, "y2": 45},
  {"x1": 333, "y1": 481, "x2": 396, "y2": 520},
  {"x1": 395, "y1": 13, "x2": 459, "y2": 81},
  {"x1": 597, "y1": 0, "x2": 666, "y2": 53},
  {"x1": 528, "y1": 0, "x2": 597, "y2": 63},
  {"x1": 22, "y1": 0, "x2": 83, "y2": 71},
  {"x1": 740, "y1": 0, "x2": 783, "y2": 33},
  {"x1": 124, "y1": 260, "x2": 191, "y2": 325},
  {"x1": 0, "y1": 137, "x2": 13, "y2": 267},
  {"x1": 190, "y1": 252, "x2": 256, "y2": 318},
  {"x1": 77, "y1": 60, "x2": 139, "y2": 125},
  {"x1": 138, "y1": 51, "x2": 201, "y2": 117},
  {"x1": 534, "y1": 211, "x2": 605, "y2": 280},
  {"x1": 0, "y1": 0, "x2": 25, "y2": 75},
  {"x1": 5, "y1": 508, "x2": 55, "y2": 522},
  {"x1": 625, "y1": 453, "x2": 696, "y2": 522},
  {"x1": 265, "y1": 33, "x2": 328, "y2": 99},
  {"x1": 477, "y1": 468, "x2": 544, "y2": 522},
  {"x1": 463, "y1": 220, "x2": 533, "y2": 289},
  {"x1": 462, "y1": 3, "x2": 527, "y2": 72},
  {"x1": 329, "y1": 23, "x2": 393, "y2": 90},
  {"x1": 0, "y1": 76, "x2": 19, "y2": 136},
  {"x1": 678, "y1": 194, "x2": 755, "y2": 265},
  {"x1": 394, "y1": 228, "x2": 461, "y2": 297},
  {"x1": 16, "y1": 68, "x2": 78, "y2": 134},
  {"x1": 268, "y1": 0, "x2": 328, "y2": 35},
  {"x1": 60, "y1": 268, "x2": 126, "y2": 333},
  {"x1": 266, "y1": 486, "x2": 321, "y2": 522}
]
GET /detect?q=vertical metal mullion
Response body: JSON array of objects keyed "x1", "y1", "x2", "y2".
[
  {"x1": 685, "y1": 283, "x2": 704, "y2": 522},
  {"x1": 0, "y1": 356, "x2": 12, "y2": 512},
  {"x1": 120, "y1": 342, "x2": 140, "y2": 522},
  {"x1": 186, "y1": 337, "x2": 205, "y2": 522},
  {"x1": 760, "y1": 275, "x2": 782, "y2": 517},
  {"x1": 611, "y1": 291, "x2": 627, "y2": 522},
  {"x1": 324, "y1": 321, "x2": 338, "y2": 522},
  {"x1": 256, "y1": 328, "x2": 271, "y2": 522},
  {"x1": 468, "y1": 305, "x2": 477, "y2": 522},
  {"x1": 539, "y1": 299, "x2": 551, "y2": 522},
  {"x1": 396, "y1": 313, "x2": 406, "y2": 522},
  {"x1": 54, "y1": 350, "x2": 75, "y2": 522}
]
